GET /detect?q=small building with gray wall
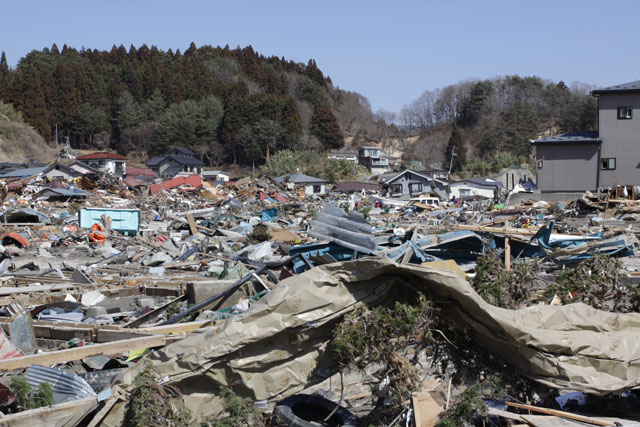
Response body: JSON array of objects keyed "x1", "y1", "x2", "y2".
[{"x1": 534, "y1": 80, "x2": 640, "y2": 192}]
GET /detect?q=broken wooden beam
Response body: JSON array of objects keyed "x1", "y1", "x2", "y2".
[{"x1": 0, "y1": 335, "x2": 171, "y2": 371}]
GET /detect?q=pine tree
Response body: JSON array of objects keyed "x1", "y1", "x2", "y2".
[
  {"x1": 11, "y1": 65, "x2": 50, "y2": 138},
  {"x1": 310, "y1": 105, "x2": 343, "y2": 149},
  {"x1": 0, "y1": 51, "x2": 9, "y2": 101}
]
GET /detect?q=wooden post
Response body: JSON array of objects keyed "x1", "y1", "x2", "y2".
[
  {"x1": 186, "y1": 214, "x2": 198, "y2": 236},
  {"x1": 505, "y1": 237, "x2": 511, "y2": 271},
  {"x1": 505, "y1": 221, "x2": 511, "y2": 271}
]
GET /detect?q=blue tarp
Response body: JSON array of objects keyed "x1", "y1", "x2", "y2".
[{"x1": 261, "y1": 208, "x2": 278, "y2": 222}]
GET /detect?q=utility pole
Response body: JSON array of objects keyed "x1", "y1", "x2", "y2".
[{"x1": 448, "y1": 146, "x2": 457, "y2": 174}]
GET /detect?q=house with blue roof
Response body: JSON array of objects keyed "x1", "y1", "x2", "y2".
[{"x1": 534, "y1": 80, "x2": 640, "y2": 192}]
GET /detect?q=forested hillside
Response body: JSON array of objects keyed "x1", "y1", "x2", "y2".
[
  {"x1": 0, "y1": 43, "x2": 394, "y2": 166},
  {"x1": 400, "y1": 76, "x2": 597, "y2": 173}
]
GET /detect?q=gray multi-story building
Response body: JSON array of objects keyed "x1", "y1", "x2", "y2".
[{"x1": 534, "y1": 80, "x2": 640, "y2": 192}]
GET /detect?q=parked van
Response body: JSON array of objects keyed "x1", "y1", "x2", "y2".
[{"x1": 408, "y1": 197, "x2": 441, "y2": 208}]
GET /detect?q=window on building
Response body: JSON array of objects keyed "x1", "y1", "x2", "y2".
[
  {"x1": 618, "y1": 107, "x2": 632, "y2": 119},
  {"x1": 390, "y1": 184, "x2": 402, "y2": 194},
  {"x1": 601, "y1": 158, "x2": 616, "y2": 170},
  {"x1": 537, "y1": 160, "x2": 543, "y2": 169},
  {"x1": 409, "y1": 183, "x2": 422, "y2": 193},
  {"x1": 313, "y1": 185, "x2": 322, "y2": 193}
]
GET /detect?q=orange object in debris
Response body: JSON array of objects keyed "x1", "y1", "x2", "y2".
[
  {"x1": 91, "y1": 223, "x2": 105, "y2": 232},
  {"x1": 89, "y1": 223, "x2": 106, "y2": 244},
  {"x1": 0, "y1": 233, "x2": 29, "y2": 248},
  {"x1": 89, "y1": 233, "x2": 106, "y2": 243}
]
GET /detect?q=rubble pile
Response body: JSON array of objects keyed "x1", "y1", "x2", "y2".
[{"x1": 0, "y1": 169, "x2": 639, "y2": 426}]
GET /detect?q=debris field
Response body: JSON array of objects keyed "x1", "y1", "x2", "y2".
[{"x1": 0, "y1": 171, "x2": 639, "y2": 426}]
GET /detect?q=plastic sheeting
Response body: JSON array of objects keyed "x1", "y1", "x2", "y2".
[{"x1": 103, "y1": 258, "x2": 640, "y2": 424}]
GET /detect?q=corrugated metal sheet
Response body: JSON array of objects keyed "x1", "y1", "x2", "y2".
[
  {"x1": 308, "y1": 205, "x2": 377, "y2": 254},
  {"x1": 26, "y1": 364, "x2": 96, "y2": 404},
  {"x1": 150, "y1": 174, "x2": 202, "y2": 195}
]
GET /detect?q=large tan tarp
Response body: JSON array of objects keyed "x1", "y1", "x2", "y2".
[{"x1": 102, "y1": 258, "x2": 640, "y2": 424}]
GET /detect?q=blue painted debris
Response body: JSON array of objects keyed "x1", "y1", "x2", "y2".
[{"x1": 79, "y1": 208, "x2": 140, "y2": 236}]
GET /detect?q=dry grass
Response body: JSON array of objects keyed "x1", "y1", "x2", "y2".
[{"x1": 0, "y1": 121, "x2": 55, "y2": 162}]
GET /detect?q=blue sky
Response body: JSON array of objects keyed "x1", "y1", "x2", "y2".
[{"x1": 2, "y1": 1, "x2": 638, "y2": 113}]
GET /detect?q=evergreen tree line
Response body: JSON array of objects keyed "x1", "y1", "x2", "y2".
[
  {"x1": 0, "y1": 43, "x2": 349, "y2": 165},
  {"x1": 401, "y1": 76, "x2": 597, "y2": 171}
]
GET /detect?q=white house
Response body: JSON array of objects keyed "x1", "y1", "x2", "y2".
[
  {"x1": 202, "y1": 170, "x2": 230, "y2": 182},
  {"x1": 328, "y1": 148, "x2": 358, "y2": 164},
  {"x1": 449, "y1": 178, "x2": 503, "y2": 200},
  {"x1": 76, "y1": 152, "x2": 127, "y2": 177},
  {"x1": 274, "y1": 173, "x2": 327, "y2": 195}
]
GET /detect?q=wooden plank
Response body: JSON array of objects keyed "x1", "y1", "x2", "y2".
[
  {"x1": 96, "y1": 329, "x2": 156, "y2": 343},
  {"x1": 0, "y1": 335, "x2": 168, "y2": 371},
  {"x1": 521, "y1": 415, "x2": 590, "y2": 427},
  {"x1": 186, "y1": 214, "x2": 198, "y2": 236},
  {"x1": 487, "y1": 406, "x2": 525, "y2": 421},
  {"x1": 505, "y1": 236, "x2": 511, "y2": 271},
  {"x1": 86, "y1": 396, "x2": 119, "y2": 427},
  {"x1": 0, "y1": 395, "x2": 97, "y2": 427},
  {"x1": 505, "y1": 402, "x2": 614, "y2": 426},
  {"x1": 451, "y1": 224, "x2": 540, "y2": 236},
  {"x1": 137, "y1": 319, "x2": 215, "y2": 334},
  {"x1": 412, "y1": 393, "x2": 443, "y2": 427}
]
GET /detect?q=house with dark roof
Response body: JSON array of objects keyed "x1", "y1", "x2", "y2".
[
  {"x1": 146, "y1": 148, "x2": 206, "y2": 179},
  {"x1": 273, "y1": 173, "x2": 327, "y2": 195},
  {"x1": 378, "y1": 170, "x2": 448, "y2": 200},
  {"x1": 76, "y1": 152, "x2": 127, "y2": 177},
  {"x1": 533, "y1": 80, "x2": 640, "y2": 192}
]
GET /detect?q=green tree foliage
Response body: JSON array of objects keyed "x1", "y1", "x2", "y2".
[
  {"x1": 154, "y1": 95, "x2": 223, "y2": 153},
  {"x1": 259, "y1": 149, "x2": 359, "y2": 183},
  {"x1": 310, "y1": 104, "x2": 343, "y2": 149},
  {"x1": 10, "y1": 65, "x2": 50, "y2": 138},
  {"x1": 115, "y1": 90, "x2": 144, "y2": 134},
  {"x1": 258, "y1": 149, "x2": 304, "y2": 177},
  {"x1": 500, "y1": 101, "x2": 539, "y2": 156},
  {"x1": 142, "y1": 89, "x2": 167, "y2": 121},
  {"x1": 445, "y1": 125, "x2": 466, "y2": 172},
  {"x1": 458, "y1": 80, "x2": 493, "y2": 126},
  {"x1": 72, "y1": 102, "x2": 110, "y2": 146},
  {"x1": 236, "y1": 118, "x2": 296, "y2": 164},
  {"x1": 462, "y1": 151, "x2": 528, "y2": 178},
  {"x1": 0, "y1": 51, "x2": 10, "y2": 101},
  {"x1": 402, "y1": 75, "x2": 598, "y2": 166},
  {"x1": 0, "y1": 101, "x2": 25, "y2": 123},
  {"x1": 2, "y1": 42, "x2": 389, "y2": 165}
]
